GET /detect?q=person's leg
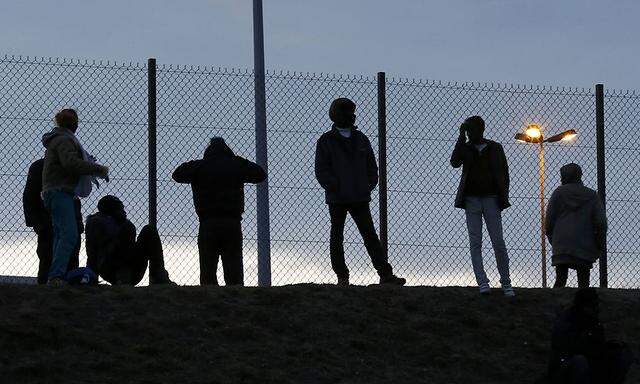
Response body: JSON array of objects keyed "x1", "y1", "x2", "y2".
[
  {"x1": 67, "y1": 232, "x2": 81, "y2": 272},
  {"x1": 220, "y1": 220, "x2": 244, "y2": 286},
  {"x1": 36, "y1": 225, "x2": 53, "y2": 285},
  {"x1": 465, "y1": 197, "x2": 489, "y2": 290},
  {"x1": 554, "y1": 266, "x2": 569, "y2": 288},
  {"x1": 136, "y1": 224, "x2": 172, "y2": 285},
  {"x1": 329, "y1": 204, "x2": 350, "y2": 281},
  {"x1": 566, "y1": 355, "x2": 590, "y2": 384},
  {"x1": 576, "y1": 267, "x2": 590, "y2": 288},
  {"x1": 348, "y1": 203, "x2": 393, "y2": 278},
  {"x1": 482, "y1": 197, "x2": 513, "y2": 292},
  {"x1": 198, "y1": 220, "x2": 219, "y2": 286},
  {"x1": 43, "y1": 191, "x2": 79, "y2": 281}
]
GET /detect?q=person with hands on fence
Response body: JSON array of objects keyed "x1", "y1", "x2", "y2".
[
  {"x1": 315, "y1": 97, "x2": 406, "y2": 287},
  {"x1": 172, "y1": 137, "x2": 266, "y2": 286},
  {"x1": 450, "y1": 116, "x2": 514, "y2": 296},
  {"x1": 41, "y1": 108, "x2": 109, "y2": 287}
]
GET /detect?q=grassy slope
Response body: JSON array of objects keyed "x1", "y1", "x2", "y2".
[{"x1": 0, "y1": 285, "x2": 637, "y2": 384}]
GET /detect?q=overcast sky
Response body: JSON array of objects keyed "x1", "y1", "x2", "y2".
[{"x1": 0, "y1": 1, "x2": 638, "y2": 88}]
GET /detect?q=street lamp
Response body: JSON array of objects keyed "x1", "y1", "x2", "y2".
[{"x1": 515, "y1": 124, "x2": 578, "y2": 288}]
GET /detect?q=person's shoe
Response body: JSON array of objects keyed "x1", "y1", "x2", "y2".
[
  {"x1": 379, "y1": 274, "x2": 406, "y2": 286},
  {"x1": 150, "y1": 270, "x2": 176, "y2": 285},
  {"x1": 479, "y1": 283, "x2": 491, "y2": 295},
  {"x1": 337, "y1": 276, "x2": 350, "y2": 286},
  {"x1": 46, "y1": 277, "x2": 67, "y2": 287},
  {"x1": 502, "y1": 284, "x2": 516, "y2": 297}
]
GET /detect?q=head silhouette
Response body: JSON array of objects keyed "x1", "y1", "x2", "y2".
[
  {"x1": 329, "y1": 98, "x2": 356, "y2": 128},
  {"x1": 97, "y1": 195, "x2": 127, "y2": 222},
  {"x1": 54, "y1": 109, "x2": 79, "y2": 133},
  {"x1": 464, "y1": 116, "x2": 485, "y2": 144},
  {"x1": 560, "y1": 163, "x2": 583, "y2": 185},
  {"x1": 204, "y1": 137, "x2": 235, "y2": 159}
]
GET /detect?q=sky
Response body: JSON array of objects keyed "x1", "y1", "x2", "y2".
[{"x1": 0, "y1": 0, "x2": 638, "y2": 90}]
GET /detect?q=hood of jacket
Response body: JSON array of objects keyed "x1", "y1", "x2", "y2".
[
  {"x1": 204, "y1": 137, "x2": 235, "y2": 159},
  {"x1": 42, "y1": 127, "x2": 74, "y2": 149},
  {"x1": 556, "y1": 183, "x2": 596, "y2": 211}
]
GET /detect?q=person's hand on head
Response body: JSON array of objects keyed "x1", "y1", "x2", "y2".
[{"x1": 459, "y1": 123, "x2": 467, "y2": 138}]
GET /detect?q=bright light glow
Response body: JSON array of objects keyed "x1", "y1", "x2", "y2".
[
  {"x1": 561, "y1": 133, "x2": 577, "y2": 142},
  {"x1": 525, "y1": 124, "x2": 542, "y2": 139}
]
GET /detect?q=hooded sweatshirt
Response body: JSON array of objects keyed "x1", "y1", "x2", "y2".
[
  {"x1": 42, "y1": 127, "x2": 105, "y2": 194},
  {"x1": 172, "y1": 138, "x2": 267, "y2": 221},
  {"x1": 545, "y1": 164, "x2": 607, "y2": 266}
]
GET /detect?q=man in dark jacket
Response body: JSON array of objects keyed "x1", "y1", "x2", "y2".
[
  {"x1": 172, "y1": 138, "x2": 266, "y2": 286},
  {"x1": 315, "y1": 98, "x2": 405, "y2": 286},
  {"x1": 450, "y1": 116, "x2": 514, "y2": 296},
  {"x1": 548, "y1": 288, "x2": 633, "y2": 384},
  {"x1": 546, "y1": 163, "x2": 607, "y2": 288},
  {"x1": 85, "y1": 195, "x2": 172, "y2": 285},
  {"x1": 23, "y1": 158, "x2": 83, "y2": 284}
]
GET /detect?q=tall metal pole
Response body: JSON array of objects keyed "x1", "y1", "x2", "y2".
[
  {"x1": 377, "y1": 72, "x2": 388, "y2": 257},
  {"x1": 539, "y1": 140, "x2": 547, "y2": 288},
  {"x1": 147, "y1": 58, "x2": 157, "y2": 229},
  {"x1": 253, "y1": 0, "x2": 271, "y2": 287},
  {"x1": 595, "y1": 84, "x2": 607, "y2": 288}
]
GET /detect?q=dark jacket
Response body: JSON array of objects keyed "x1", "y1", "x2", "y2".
[
  {"x1": 545, "y1": 179, "x2": 607, "y2": 267},
  {"x1": 172, "y1": 139, "x2": 266, "y2": 221},
  {"x1": 23, "y1": 158, "x2": 84, "y2": 233},
  {"x1": 450, "y1": 136, "x2": 510, "y2": 210},
  {"x1": 85, "y1": 212, "x2": 136, "y2": 274},
  {"x1": 315, "y1": 127, "x2": 378, "y2": 204}
]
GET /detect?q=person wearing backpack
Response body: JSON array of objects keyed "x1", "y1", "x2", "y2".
[{"x1": 41, "y1": 109, "x2": 109, "y2": 286}]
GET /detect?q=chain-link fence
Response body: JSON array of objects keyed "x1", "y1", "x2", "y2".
[{"x1": 1, "y1": 55, "x2": 638, "y2": 288}]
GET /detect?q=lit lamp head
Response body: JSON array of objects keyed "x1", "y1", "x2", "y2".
[
  {"x1": 546, "y1": 129, "x2": 578, "y2": 143},
  {"x1": 525, "y1": 124, "x2": 542, "y2": 140},
  {"x1": 515, "y1": 133, "x2": 532, "y2": 143}
]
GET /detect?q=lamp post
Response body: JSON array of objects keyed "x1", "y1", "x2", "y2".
[{"x1": 515, "y1": 125, "x2": 577, "y2": 288}]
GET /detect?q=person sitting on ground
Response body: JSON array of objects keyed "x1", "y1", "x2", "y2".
[
  {"x1": 545, "y1": 163, "x2": 607, "y2": 288},
  {"x1": 547, "y1": 288, "x2": 633, "y2": 384},
  {"x1": 85, "y1": 195, "x2": 173, "y2": 285},
  {"x1": 23, "y1": 157, "x2": 84, "y2": 284},
  {"x1": 172, "y1": 137, "x2": 266, "y2": 286}
]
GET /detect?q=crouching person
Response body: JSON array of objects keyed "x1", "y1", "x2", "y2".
[
  {"x1": 85, "y1": 195, "x2": 173, "y2": 285},
  {"x1": 172, "y1": 137, "x2": 266, "y2": 286}
]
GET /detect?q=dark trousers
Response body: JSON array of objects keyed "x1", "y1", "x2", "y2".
[
  {"x1": 100, "y1": 225, "x2": 162, "y2": 286},
  {"x1": 554, "y1": 266, "x2": 590, "y2": 288},
  {"x1": 198, "y1": 218, "x2": 244, "y2": 286},
  {"x1": 35, "y1": 225, "x2": 80, "y2": 285},
  {"x1": 329, "y1": 202, "x2": 393, "y2": 279}
]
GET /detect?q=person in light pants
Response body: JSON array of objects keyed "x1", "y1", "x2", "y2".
[{"x1": 450, "y1": 116, "x2": 514, "y2": 296}]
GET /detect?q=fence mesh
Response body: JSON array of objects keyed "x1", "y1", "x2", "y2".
[{"x1": 0, "y1": 55, "x2": 637, "y2": 288}]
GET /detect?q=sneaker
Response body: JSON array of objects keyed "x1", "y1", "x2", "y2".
[
  {"x1": 379, "y1": 275, "x2": 406, "y2": 286},
  {"x1": 47, "y1": 277, "x2": 67, "y2": 287},
  {"x1": 337, "y1": 276, "x2": 350, "y2": 286},
  {"x1": 479, "y1": 283, "x2": 491, "y2": 295},
  {"x1": 502, "y1": 284, "x2": 516, "y2": 297}
]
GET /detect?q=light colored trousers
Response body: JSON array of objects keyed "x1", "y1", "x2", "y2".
[{"x1": 464, "y1": 197, "x2": 512, "y2": 287}]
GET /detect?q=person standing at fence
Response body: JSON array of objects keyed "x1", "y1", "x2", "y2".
[
  {"x1": 545, "y1": 163, "x2": 607, "y2": 288},
  {"x1": 41, "y1": 108, "x2": 109, "y2": 286},
  {"x1": 85, "y1": 195, "x2": 173, "y2": 285},
  {"x1": 22, "y1": 157, "x2": 83, "y2": 284},
  {"x1": 315, "y1": 98, "x2": 406, "y2": 286},
  {"x1": 172, "y1": 137, "x2": 266, "y2": 286},
  {"x1": 450, "y1": 116, "x2": 514, "y2": 296}
]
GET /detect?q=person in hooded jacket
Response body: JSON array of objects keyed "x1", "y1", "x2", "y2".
[
  {"x1": 23, "y1": 157, "x2": 84, "y2": 284},
  {"x1": 315, "y1": 98, "x2": 406, "y2": 286},
  {"x1": 546, "y1": 163, "x2": 607, "y2": 288},
  {"x1": 85, "y1": 195, "x2": 173, "y2": 285},
  {"x1": 42, "y1": 109, "x2": 109, "y2": 286},
  {"x1": 172, "y1": 138, "x2": 266, "y2": 286}
]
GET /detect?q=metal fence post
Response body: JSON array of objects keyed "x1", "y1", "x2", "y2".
[
  {"x1": 377, "y1": 72, "x2": 389, "y2": 256},
  {"x1": 253, "y1": 0, "x2": 271, "y2": 287},
  {"x1": 147, "y1": 58, "x2": 157, "y2": 229},
  {"x1": 595, "y1": 83, "x2": 607, "y2": 288}
]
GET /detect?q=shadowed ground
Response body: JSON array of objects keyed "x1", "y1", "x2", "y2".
[{"x1": 0, "y1": 285, "x2": 637, "y2": 384}]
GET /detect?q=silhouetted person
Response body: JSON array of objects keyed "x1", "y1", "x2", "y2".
[
  {"x1": 315, "y1": 98, "x2": 406, "y2": 286},
  {"x1": 548, "y1": 288, "x2": 633, "y2": 384},
  {"x1": 172, "y1": 137, "x2": 266, "y2": 286},
  {"x1": 450, "y1": 116, "x2": 514, "y2": 296},
  {"x1": 546, "y1": 164, "x2": 607, "y2": 289},
  {"x1": 85, "y1": 195, "x2": 172, "y2": 285},
  {"x1": 23, "y1": 158, "x2": 83, "y2": 284},
  {"x1": 42, "y1": 109, "x2": 109, "y2": 286}
]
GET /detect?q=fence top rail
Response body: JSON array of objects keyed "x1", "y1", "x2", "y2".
[
  {"x1": 0, "y1": 54, "x2": 146, "y2": 71},
  {"x1": 605, "y1": 88, "x2": 639, "y2": 99}
]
